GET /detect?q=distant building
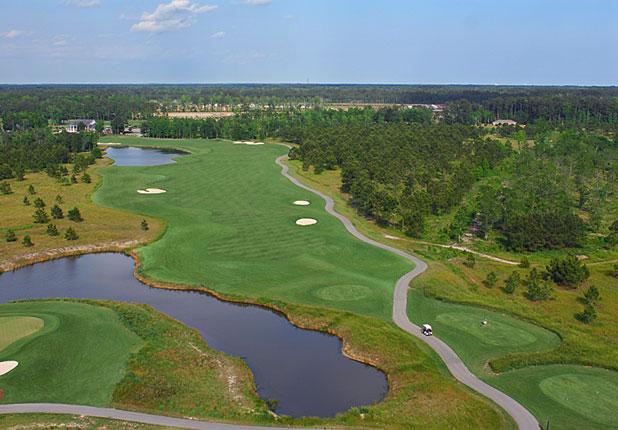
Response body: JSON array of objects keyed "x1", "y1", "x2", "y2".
[
  {"x1": 492, "y1": 119, "x2": 517, "y2": 126},
  {"x1": 67, "y1": 119, "x2": 96, "y2": 133}
]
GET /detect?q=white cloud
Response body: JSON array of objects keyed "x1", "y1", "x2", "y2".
[
  {"x1": 131, "y1": 0, "x2": 217, "y2": 33},
  {"x1": 3, "y1": 30, "x2": 24, "y2": 39},
  {"x1": 284, "y1": 15, "x2": 294, "y2": 20},
  {"x1": 211, "y1": 31, "x2": 225, "y2": 39},
  {"x1": 53, "y1": 40, "x2": 68, "y2": 46},
  {"x1": 244, "y1": 0, "x2": 271, "y2": 4},
  {"x1": 63, "y1": 0, "x2": 100, "y2": 7}
]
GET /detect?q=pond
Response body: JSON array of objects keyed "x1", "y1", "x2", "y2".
[
  {"x1": 0, "y1": 253, "x2": 388, "y2": 418},
  {"x1": 105, "y1": 146, "x2": 187, "y2": 166}
]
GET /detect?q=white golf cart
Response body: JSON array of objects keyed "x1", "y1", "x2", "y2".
[{"x1": 421, "y1": 324, "x2": 433, "y2": 336}]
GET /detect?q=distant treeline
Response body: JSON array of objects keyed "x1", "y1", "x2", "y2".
[
  {"x1": 141, "y1": 106, "x2": 433, "y2": 140},
  {"x1": 2, "y1": 85, "x2": 618, "y2": 131}
]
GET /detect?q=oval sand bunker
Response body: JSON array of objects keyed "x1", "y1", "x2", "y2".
[
  {"x1": 296, "y1": 218, "x2": 317, "y2": 226},
  {"x1": 0, "y1": 361, "x2": 18, "y2": 376},
  {"x1": 137, "y1": 188, "x2": 166, "y2": 194},
  {"x1": 293, "y1": 200, "x2": 310, "y2": 206}
]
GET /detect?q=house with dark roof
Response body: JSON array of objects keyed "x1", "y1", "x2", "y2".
[{"x1": 67, "y1": 119, "x2": 96, "y2": 133}]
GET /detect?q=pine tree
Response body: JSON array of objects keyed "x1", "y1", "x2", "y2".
[
  {"x1": 46, "y1": 223, "x2": 59, "y2": 236},
  {"x1": 67, "y1": 207, "x2": 83, "y2": 222},
  {"x1": 141, "y1": 219, "x2": 149, "y2": 231},
  {"x1": 81, "y1": 173, "x2": 91, "y2": 183},
  {"x1": 55, "y1": 194, "x2": 63, "y2": 204},
  {"x1": 22, "y1": 235, "x2": 33, "y2": 247},
  {"x1": 33, "y1": 208, "x2": 50, "y2": 223},
  {"x1": 23, "y1": 195, "x2": 30, "y2": 206},
  {"x1": 583, "y1": 285, "x2": 601, "y2": 305},
  {"x1": 5, "y1": 230, "x2": 17, "y2": 242},
  {"x1": 28, "y1": 184, "x2": 36, "y2": 195},
  {"x1": 504, "y1": 271, "x2": 521, "y2": 294},
  {"x1": 463, "y1": 252, "x2": 476, "y2": 268},
  {"x1": 519, "y1": 256, "x2": 530, "y2": 268},
  {"x1": 484, "y1": 271, "x2": 498, "y2": 288},
  {"x1": 51, "y1": 204, "x2": 64, "y2": 219},
  {"x1": 33, "y1": 197, "x2": 45, "y2": 208},
  {"x1": 0, "y1": 182, "x2": 12, "y2": 195},
  {"x1": 64, "y1": 227, "x2": 79, "y2": 241}
]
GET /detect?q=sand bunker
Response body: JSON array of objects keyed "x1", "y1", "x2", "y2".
[
  {"x1": 97, "y1": 142, "x2": 123, "y2": 146},
  {"x1": 0, "y1": 361, "x2": 18, "y2": 376},
  {"x1": 293, "y1": 200, "x2": 311, "y2": 206},
  {"x1": 296, "y1": 218, "x2": 317, "y2": 226},
  {"x1": 137, "y1": 188, "x2": 166, "y2": 194},
  {"x1": 233, "y1": 141, "x2": 264, "y2": 145}
]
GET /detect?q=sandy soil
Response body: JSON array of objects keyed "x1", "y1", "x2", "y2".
[
  {"x1": 0, "y1": 361, "x2": 18, "y2": 376},
  {"x1": 296, "y1": 218, "x2": 317, "y2": 226},
  {"x1": 137, "y1": 188, "x2": 166, "y2": 195},
  {"x1": 166, "y1": 112, "x2": 235, "y2": 119},
  {"x1": 293, "y1": 200, "x2": 310, "y2": 206}
]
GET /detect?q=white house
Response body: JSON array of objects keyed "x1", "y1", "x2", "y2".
[
  {"x1": 492, "y1": 119, "x2": 517, "y2": 126},
  {"x1": 67, "y1": 119, "x2": 96, "y2": 133}
]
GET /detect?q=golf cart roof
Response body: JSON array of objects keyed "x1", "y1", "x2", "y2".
[{"x1": 422, "y1": 324, "x2": 432, "y2": 330}]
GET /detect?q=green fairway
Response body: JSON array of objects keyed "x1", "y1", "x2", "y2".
[
  {"x1": 95, "y1": 137, "x2": 413, "y2": 320},
  {"x1": 0, "y1": 317, "x2": 44, "y2": 352},
  {"x1": 0, "y1": 301, "x2": 143, "y2": 406},
  {"x1": 407, "y1": 289, "x2": 618, "y2": 429},
  {"x1": 488, "y1": 366, "x2": 618, "y2": 430},
  {"x1": 407, "y1": 289, "x2": 560, "y2": 374}
]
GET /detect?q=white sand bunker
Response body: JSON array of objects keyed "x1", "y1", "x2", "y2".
[
  {"x1": 137, "y1": 188, "x2": 166, "y2": 194},
  {"x1": 233, "y1": 141, "x2": 264, "y2": 145},
  {"x1": 293, "y1": 200, "x2": 311, "y2": 206},
  {"x1": 296, "y1": 218, "x2": 317, "y2": 226},
  {"x1": 0, "y1": 361, "x2": 18, "y2": 376}
]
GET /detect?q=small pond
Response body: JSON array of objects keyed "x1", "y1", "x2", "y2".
[
  {"x1": 0, "y1": 253, "x2": 388, "y2": 418},
  {"x1": 105, "y1": 146, "x2": 187, "y2": 166}
]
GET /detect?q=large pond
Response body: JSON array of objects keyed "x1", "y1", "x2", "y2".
[
  {"x1": 1, "y1": 261, "x2": 387, "y2": 418},
  {"x1": 104, "y1": 146, "x2": 187, "y2": 166}
]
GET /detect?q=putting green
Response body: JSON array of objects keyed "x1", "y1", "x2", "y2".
[
  {"x1": 0, "y1": 301, "x2": 143, "y2": 406},
  {"x1": 315, "y1": 285, "x2": 373, "y2": 301},
  {"x1": 0, "y1": 316, "x2": 44, "y2": 352},
  {"x1": 94, "y1": 137, "x2": 413, "y2": 320},
  {"x1": 539, "y1": 374, "x2": 618, "y2": 426},
  {"x1": 436, "y1": 313, "x2": 537, "y2": 347}
]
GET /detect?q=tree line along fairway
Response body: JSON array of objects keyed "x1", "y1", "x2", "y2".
[{"x1": 95, "y1": 137, "x2": 414, "y2": 320}]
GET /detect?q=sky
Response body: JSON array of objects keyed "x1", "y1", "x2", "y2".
[{"x1": 0, "y1": 0, "x2": 617, "y2": 85}]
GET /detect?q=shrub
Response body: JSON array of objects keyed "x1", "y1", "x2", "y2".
[
  {"x1": 33, "y1": 208, "x2": 50, "y2": 224},
  {"x1": 33, "y1": 197, "x2": 45, "y2": 208},
  {"x1": 81, "y1": 173, "x2": 91, "y2": 183},
  {"x1": 22, "y1": 235, "x2": 33, "y2": 247},
  {"x1": 583, "y1": 285, "x2": 601, "y2": 305},
  {"x1": 70, "y1": 174, "x2": 78, "y2": 184},
  {"x1": 141, "y1": 219, "x2": 149, "y2": 231},
  {"x1": 28, "y1": 184, "x2": 36, "y2": 195},
  {"x1": 67, "y1": 207, "x2": 83, "y2": 222},
  {"x1": 23, "y1": 196, "x2": 30, "y2": 206},
  {"x1": 546, "y1": 255, "x2": 590, "y2": 288},
  {"x1": 55, "y1": 194, "x2": 63, "y2": 204},
  {"x1": 526, "y1": 268, "x2": 554, "y2": 301},
  {"x1": 64, "y1": 227, "x2": 79, "y2": 241},
  {"x1": 577, "y1": 303, "x2": 597, "y2": 324},
  {"x1": 504, "y1": 271, "x2": 521, "y2": 294},
  {"x1": 484, "y1": 271, "x2": 497, "y2": 288},
  {"x1": 51, "y1": 204, "x2": 64, "y2": 219},
  {"x1": 5, "y1": 230, "x2": 17, "y2": 242},
  {"x1": 0, "y1": 182, "x2": 12, "y2": 195},
  {"x1": 47, "y1": 223, "x2": 59, "y2": 236},
  {"x1": 463, "y1": 252, "x2": 476, "y2": 268},
  {"x1": 519, "y1": 256, "x2": 530, "y2": 268}
]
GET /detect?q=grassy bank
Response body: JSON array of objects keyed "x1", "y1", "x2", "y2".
[
  {"x1": 0, "y1": 156, "x2": 161, "y2": 271},
  {"x1": 0, "y1": 413, "x2": 190, "y2": 429}
]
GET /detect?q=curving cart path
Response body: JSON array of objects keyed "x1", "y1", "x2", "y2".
[
  {"x1": 275, "y1": 152, "x2": 539, "y2": 430},
  {"x1": 0, "y1": 147, "x2": 539, "y2": 430}
]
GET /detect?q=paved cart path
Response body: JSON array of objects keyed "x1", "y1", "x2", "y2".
[{"x1": 0, "y1": 147, "x2": 539, "y2": 430}]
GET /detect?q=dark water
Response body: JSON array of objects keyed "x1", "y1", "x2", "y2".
[
  {"x1": 105, "y1": 146, "x2": 187, "y2": 166},
  {"x1": 0, "y1": 254, "x2": 387, "y2": 417}
]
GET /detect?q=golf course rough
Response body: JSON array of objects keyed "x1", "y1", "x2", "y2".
[
  {"x1": 0, "y1": 301, "x2": 143, "y2": 406},
  {"x1": 94, "y1": 138, "x2": 413, "y2": 320}
]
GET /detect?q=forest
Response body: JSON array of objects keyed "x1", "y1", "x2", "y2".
[{"x1": 2, "y1": 84, "x2": 618, "y2": 252}]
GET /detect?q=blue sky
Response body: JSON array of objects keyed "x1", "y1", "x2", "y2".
[{"x1": 1, "y1": 0, "x2": 616, "y2": 85}]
